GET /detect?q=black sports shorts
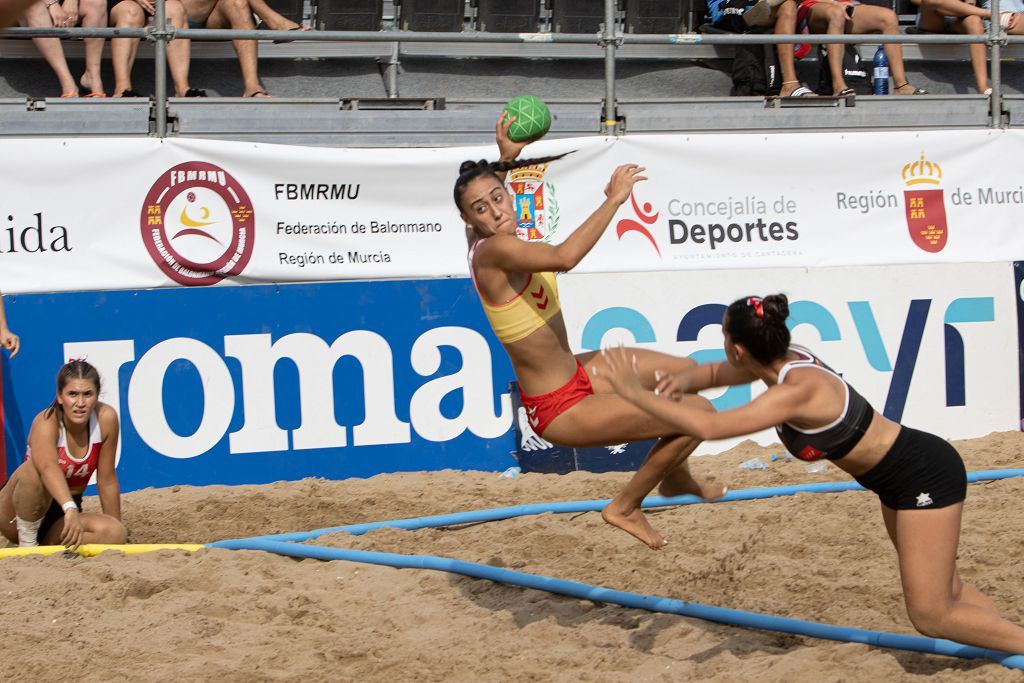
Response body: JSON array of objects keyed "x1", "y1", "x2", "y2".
[
  {"x1": 854, "y1": 426, "x2": 967, "y2": 510},
  {"x1": 38, "y1": 493, "x2": 83, "y2": 543}
]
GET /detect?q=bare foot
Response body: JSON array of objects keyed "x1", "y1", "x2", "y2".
[
  {"x1": 80, "y1": 73, "x2": 104, "y2": 96},
  {"x1": 601, "y1": 504, "x2": 667, "y2": 549},
  {"x1": 244, "y1": 89, "x2": 273, "y2": 98},
  {"x1": 658, "y1": 466, "x2": 728, "y2": 500}
]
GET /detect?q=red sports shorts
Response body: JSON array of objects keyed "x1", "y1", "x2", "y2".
[{"x1": 519, "y1": 361, "x2": 594, "y2": 437}]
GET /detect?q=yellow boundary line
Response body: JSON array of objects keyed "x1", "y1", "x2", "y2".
[{"x1": 0, "y1": 543, "x2": 204, "y2": 558}]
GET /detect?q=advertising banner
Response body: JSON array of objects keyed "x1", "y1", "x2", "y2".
[
  {"x1": 3, "y1": 261, "x2": 1017, "y2": 490},
  {"x1": 2, "y1": 279, "x2": 518, "y2": 491},
  {"x1": 3, "y1": 131, "x2": 1024, "y2": 294},
  {"x1": 557, "y1": 262, "x2": 1020, "y2": 454}
]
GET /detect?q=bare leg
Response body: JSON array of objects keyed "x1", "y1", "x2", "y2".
[
  {"x1": 773, "y1": 0, "x2": 807, "y2": 96},
  {"x1": 884, "y1": 503, "x2": 1024, "y2": 652},
  {"x1": 10, "y1": 462, "x2": 50, "y2": 522},
  {"x1": 579, "y1": 347, "x2": 696, "y2": 396},
  {"x1": 21, "y1": 3, "x2": 77, "y2": 95},
  {"x1": 881, "y1": 504, "x2": 1001, "y2": 617},
  {"x1": 1005, "y1": 12, "x2": 1024, "y2": 34},
  {"x1": 808, "y1": 3, "x2": 849, "y2": 94},
  {"x1": 41, "y1": 511, "x2": 127, "y2": 545},
  {"x1": 110, "y1": 0, "x2": 143, "y2": 96},
  {"x1": 919, "y1": 0, "x2": 990, "y2": 20},
  {"x1": 954, "y1": 16, "x2": 989, "y2": 93},
  {"x1": 166, "y1": 0, "x2": 193, "y2": 95},
  {"x1": 847, "y1": 5, "x2": 919, "y2": 94},
  {"x1": 601, "y1": 435, "x2": 691, "y2": 549},
  {"x1": 206, "y1": 0, "x2": 267, "y2": 96},
  {"x1": 658, "y1": 456, "x2": 728, "y2": 498},
  {"x1": 0, "y1": 462, "x2": 51, "y2": 544},
  {"x1": 78, "y1": 0, "x2": 107, "y2": 94}
]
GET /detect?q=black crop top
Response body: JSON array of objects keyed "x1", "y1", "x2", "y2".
[{"x1": 774, "y1": 346, "x2": 874, "y2": 462}]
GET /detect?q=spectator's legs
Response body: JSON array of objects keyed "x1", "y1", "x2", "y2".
[
  {"x1": 246, "y1": 0, "x2": 302, "y2": 30},
  {"x1": 166, "y1": 0, "x2": 194, "y2": 96},
  {"x1": 110, "y1": 0, "x2": 144, "y2": 97},
  {"x1": 1005, "y1": 13, "x2": 1024, "y2": 33},
  {"x1": 78, "y1": 0, "x2": 107, "y2": 94},
  {"x1": 773, "y1": 0, "x2": 804, "y2": 95},
  {"x1": 206, "y1": 0, "x2": 268, "y2": 97},
  {"x1": 807, "y1": 3, "x2": 848, "y2": 94},
  {"x1": 848, "y1": 5, "x2": 918, "y2": 93},
  {"x1": 919, "y1": 0, "x2": 990, "y2": 21},
  {"x1": 951, "y1": 16, "x2": 988, "y2": 93},
  {"x1": 21, "y1": 1, "x2": 78, "y2": 96}
]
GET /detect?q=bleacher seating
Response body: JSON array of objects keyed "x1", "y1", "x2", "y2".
[
  {"x1": 625, "y1": 0, "x2": 692, "y2": 33},
  {"x1": 550, "y1": 0, "x2": 608, "y2": 33},
  {"x1": 397, "y1": 0, "x2": 465, "y2": 31},
  {"x1": 262, "y1": 0, "x2": 304, "y2": 25},
  {"x1": 0, "y1": 0, "x2": 1021, "y2": 141},
  {"x1": 474, "y1": 0, "x2": 542, "y2": 33},
  {"x1": 317, "y1": 0, "x2": 384, "y2": 31}
]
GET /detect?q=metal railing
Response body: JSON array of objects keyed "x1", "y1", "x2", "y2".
[{"x1": 1, "y1": 0, "x2": 1020, "y2": 136}]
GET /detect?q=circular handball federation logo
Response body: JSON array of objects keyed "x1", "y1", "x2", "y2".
[{"x1": 141, "y1": 161, "x2": 255, "y2": 286}]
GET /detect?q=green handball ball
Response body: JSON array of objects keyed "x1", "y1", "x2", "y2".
[{"x1": 503, "y1": 96, "x2": 552, "y2": 142}]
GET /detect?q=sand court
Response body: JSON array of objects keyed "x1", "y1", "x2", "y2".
[{"x1": 2, "y1": 431, "x2": 1022, "y2": 681}]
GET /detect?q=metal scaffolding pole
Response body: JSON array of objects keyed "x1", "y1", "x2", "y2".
[
  {"x1": 3, "y1": 24, "x2": 1023, "y2": 138},
  {"x1": 601, "y1": 0, "x2": 617, "y2": 136},
  {"x1": 990, "y1": 0, "x2": 1002, "y2": 128},
  {"x1": 153, "y1": 0, "x2": 168, "y2": 137}
]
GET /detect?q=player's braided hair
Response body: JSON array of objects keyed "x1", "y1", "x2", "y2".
[
  {"x1": 453, "y1": 153, "x2": 570, "y2": 209},
  {"x1": 724, "y1": 294, "x2": 792, "y2": 365}
]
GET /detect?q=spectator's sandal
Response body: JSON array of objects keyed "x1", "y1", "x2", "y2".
[
  {"x1": 184, "y1": 88, "x2": 208, "y2": 97},
  {"x1": 836, "y1": 87, "x2": 856, "y2": 97},
  {"x1": 117, "y1": 89, "x2": 144, "y2": 97},
  {"x1": 84, "y1": 92, "x2": 108, "y2": 98},
  {"x1": 246, "y1": 90, "x2": 271, "y2": 97},
  {"x1": 893, "y1": 82, "x2": 928, "y2": 95},
  {"x1": 273, "y1": 25, "x2": 312, "y2": 43},
  {"x1": 786, "y1": 84, "x2": 815, "y2": 97}
]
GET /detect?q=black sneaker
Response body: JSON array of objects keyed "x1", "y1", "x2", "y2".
[
  {"x1": 117, "y1": 88, "x2": 146, "y2": 98},
  {"x1": 184, "y1": 88, "x2": 208, "y2": 97}
]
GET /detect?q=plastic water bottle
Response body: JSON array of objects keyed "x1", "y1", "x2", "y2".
[
  {"x1": 740, "y1": 458, "x2": 769, "y2": 471},
  {"x1": 872, "y1": 45, "x2": 889, "y2": 95},
  {"x1": 499, "y1": 466, "x2": 521, "y2": 479}
]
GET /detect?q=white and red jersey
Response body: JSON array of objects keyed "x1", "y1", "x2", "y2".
[{"x1": 27, "y1": 411, "x2": 103, "y2": 488}]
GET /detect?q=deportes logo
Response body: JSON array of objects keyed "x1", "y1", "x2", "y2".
[
  {"x1": 902, "y1": 152, "x2": 948, "y2": 253},
  {"x1": 616, "y1": 188, "x2": 661, "y2": 256},
  {"x1": 508, "y1": 163, "x2": 559, "y2": 242},
  {"x1": 141, "y1": 161, "x2": 255, "y2": 286}
]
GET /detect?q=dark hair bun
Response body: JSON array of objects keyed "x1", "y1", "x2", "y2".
[
  {"x1": 458, "y1": 159, "x2": 490, "y2": 176},
  {"x1": 762, "y1": 294, "x2": 790, "y2": 322}
]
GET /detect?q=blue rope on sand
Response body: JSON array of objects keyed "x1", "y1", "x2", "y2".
[{"x1": 210, "y1": 467, "x2": 1024, "y2": 671}]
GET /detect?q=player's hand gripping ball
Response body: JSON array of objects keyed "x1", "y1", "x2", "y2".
[{"x1": 503, "y1": 95, "x2": 552, "y2": 142}]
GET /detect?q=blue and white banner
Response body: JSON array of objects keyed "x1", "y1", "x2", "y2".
[
  {"x1": 2, "y1": 279, "x2": 518, "y2": 491},
  {"x1": 559, "y1": 262, "x2": 1020, "y2": 454},
  {"x1": 3, "y1": 260, "x2": 1018, "y2": 489}
]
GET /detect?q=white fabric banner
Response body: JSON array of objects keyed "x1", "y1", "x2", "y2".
[
  {"x1": 557, "y1": 262, "x2": 1019, "y2": 451},
  {"x1": 1, "y1": 130, "x2": 1022, "y2": 294}
]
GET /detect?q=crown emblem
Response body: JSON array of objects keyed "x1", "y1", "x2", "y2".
[
  {"x1": 902, "y1": 152, "x2": 942, "y2": 187},
  {"x1": 508, "y1": 163, "x2": 549, "y2": 182}
]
